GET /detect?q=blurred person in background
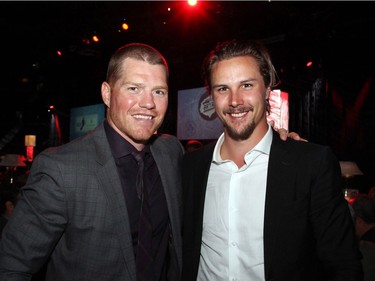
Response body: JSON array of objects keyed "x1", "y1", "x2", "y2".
[
  {"x1": 185, "y1": 140, "x2": 204, "y2": 153},
  {"x1": 0, "y1": 184, "x2": 20, "y2": 237},
  {"x1": 350, "y1": 194, "x2": 375, "y2": 281}
]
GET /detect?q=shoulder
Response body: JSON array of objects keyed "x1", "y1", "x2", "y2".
[
  {"x1": 272, "y1": 130, "x2": 333, "y2": 155},
  {"x1": 271, "y1": 131, "x2": 339, "y2": 169},
  {"x1": 154, "y1": 133, "x2": 180, "y2": 143},
  {"x1": 34, "y1": 124, "x2": 105, "y2": 165},
  {"x1": 153, "y1": 133, "x2": 181, "y2": 146},
  {"x1": 151, "y1": 134, "x2": 184, "y2": 154}
]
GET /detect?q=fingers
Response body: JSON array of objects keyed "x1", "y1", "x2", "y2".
[
  {"x1": 278, "y1": 128, "x2": 288, "y2": 141},
  {"x1": 287, "y1": 132, "x2": 308, "y2": 142},
  {"x1": 273, "y1": 123, "x2": 308, "y2": 142}
]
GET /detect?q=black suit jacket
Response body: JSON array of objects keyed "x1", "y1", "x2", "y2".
[{"x1": 182, "y1": 130, "x2": 363, "y2": 281}]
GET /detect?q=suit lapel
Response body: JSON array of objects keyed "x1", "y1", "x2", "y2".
[
  {"x1": 197, "y1": 143, "x2": 216, "y2": 211},
  {"x1": 92, "y1": 124, "x2": 136, "y2": 280},
  {"x1": 150, "y1": 137, "x2": 182, "y2": 219},
  {"x1": 182, "y1": 141, "x2": 215, "y2": 278},
  {"x1": 190, "y1": 142, "x2": 216, "y2": 241},
  {"x1": 263, "y1": 131, "x2": 296, "y2": 274},
  {"x1": 150, "y1": 135, "x2": 184, "y2": 273}
]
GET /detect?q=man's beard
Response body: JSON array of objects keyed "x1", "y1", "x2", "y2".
[
  {"x1": 222, "y1": 105, "x2": 267, "y2": 141},
  {"x1": 224, "y1": 119, "x2": 256, "y2": 141}
]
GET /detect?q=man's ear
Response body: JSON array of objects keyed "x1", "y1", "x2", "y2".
[
  {"x1": 101, "y1": 82, "x2": 111, "y2": 107},
  {"x1": 266, "y1": 87, "x2": 271, "y2": 99}
]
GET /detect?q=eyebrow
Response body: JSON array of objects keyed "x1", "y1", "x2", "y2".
[
  {"x1": 122, "y1": 81, "x2": 144, "y2": 87},
  {"x1": 212, "y1": 78, "x2": 258, "y2": 88},
  {"x1": 122, "y1": 81, "x2": 168, "y2": 91}
]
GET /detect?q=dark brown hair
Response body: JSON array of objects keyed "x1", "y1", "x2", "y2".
[
  {"x1": 201, "y1": 39, "x2": 278, "y2": 114},
  {"x1": 201, "y1": 39, "x2": 277, "y2": 90}
]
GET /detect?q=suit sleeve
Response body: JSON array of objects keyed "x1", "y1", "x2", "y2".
[
  {"x1": 310, "y1": 146, "x2": 363, "y2": 281},
  {"x1": 0, "y1": 151, "x2": 67, "y2": 279}
]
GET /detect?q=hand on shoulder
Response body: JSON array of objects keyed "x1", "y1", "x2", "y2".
[{"x1": 269, "y1": 120, "x2": 308, "y2": 142}]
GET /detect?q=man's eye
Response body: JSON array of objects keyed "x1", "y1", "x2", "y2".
[
  {"x1": 242, "y1": 83, "x2": 253, "y2": 89},
  {"x1": 154, "y1": 90, "x2": 166, "y2": 96},
  {"x1": 128, "y1": 86, "x2": 138, "y2": 91},
  {"x1": 217, "y1": 87, "x2": 228, "y2": 92}
]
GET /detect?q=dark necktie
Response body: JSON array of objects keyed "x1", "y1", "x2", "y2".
[{"x1": 132, "y1": 151, "x2": 154, "y2": 281}]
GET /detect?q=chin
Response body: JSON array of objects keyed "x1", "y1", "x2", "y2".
[{"x1": 226, "y1": 126, "x2": 255, "y2": 141}]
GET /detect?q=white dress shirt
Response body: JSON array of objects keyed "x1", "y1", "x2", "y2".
[{"x1": 198, "y1": 125, "x2": 273, "y2": 281}]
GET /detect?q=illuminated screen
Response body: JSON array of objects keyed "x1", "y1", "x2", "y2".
[
  {"x1": 177, "y1": 87, "x2": 223, "y2": 140},
  {"x1": 70, "y1": 104, "x2": 105, "y2": 140}
]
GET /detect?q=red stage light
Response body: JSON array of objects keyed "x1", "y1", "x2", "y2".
[{"x1": 187, "y1": 0, "x2": 197, "y2": 6}]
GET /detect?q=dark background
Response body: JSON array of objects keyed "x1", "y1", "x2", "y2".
[{"x1": 1, "y1": 1, "x2": 374, "y2": 190}]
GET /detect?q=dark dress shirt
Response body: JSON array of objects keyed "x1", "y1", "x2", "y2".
[{"x1": 104, "y1": 121, "x2": 170, "y2": 281}]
